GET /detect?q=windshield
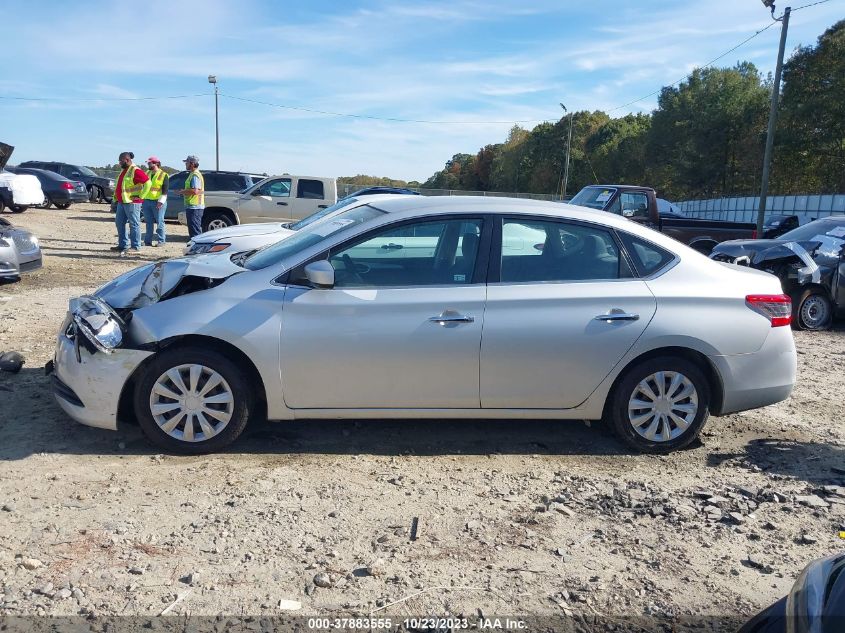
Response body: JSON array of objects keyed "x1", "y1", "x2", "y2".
[
  {"x1": 77, "y1": 165, "x2": 98, "y2": 177},
  {"x1": 779, "y1": 219, "x2": 845, "y2": 242},
  {"x1": 288, "y1": 197, "x2": 361, "y2": 231},
  {"x1": 244, "y1": 204, "x2": 385, "y2": 271},
  {"x1": 570, "y1": 187, "x2": 617, "y2": 210}
]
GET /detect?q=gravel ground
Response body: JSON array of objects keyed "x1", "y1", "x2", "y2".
[{"x1": 0, "y1": 203, "x2": 843, "y2": 625}]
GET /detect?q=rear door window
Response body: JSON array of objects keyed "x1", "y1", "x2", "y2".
[
  {"x1": 618, "y1": 232, "x2": 675, "y2": 277},
  {"x1": 297, "y1": 179, "x2": 325, "y2": 200}
]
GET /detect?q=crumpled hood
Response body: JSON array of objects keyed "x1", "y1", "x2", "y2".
[
  {"x1": 200, "y1": 222, "x2": 294, "y2": 241},
  {"x1": 711, "y1": 239, "x2": 821, "y2": 264},
  {"x1": 0, "y1": 142, "x2": 13, "y2": 170},
  {"x1": 94, "y1": 255, "x2": 243, "y2": 310}
]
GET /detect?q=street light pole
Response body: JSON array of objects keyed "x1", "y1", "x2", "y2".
[
  {"x1": 560, "y1": 103, "x2": 574, "y2": 199},
  {"x1": 208, "y1": 75, "x2": 219, "y2": 170},
  {"x1": 756, "y1": 3, "x2": 790, "y2": 238}
]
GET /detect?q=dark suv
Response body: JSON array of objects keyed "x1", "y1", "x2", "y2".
[
  {"x1": 18, "y1": 161, "x2": 114, "y2": 202},
  {"x1": 164, "y1": 170, "x2": 266, "y2": 219}
]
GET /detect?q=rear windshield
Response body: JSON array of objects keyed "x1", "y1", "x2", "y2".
[
  {"x1": 244, "y1": 204, "x2": 384, "y2": 271},
  {"x1": 570, "y1": 187, "x2": 617, "y2": 210}
]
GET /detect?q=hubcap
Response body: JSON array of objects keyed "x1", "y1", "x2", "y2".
[
  {"x1": 149, "y1": 364, "x2": 234, "y2": 442},
  {"x1": 628, "y1": 371, "x2": 698, "y2": 443},
  {"x1": 800, "y1": 295, "x2": 829, "y2": 328},
  {"x1": 208, "y1": 219, "x2": 228, "y2": 230}
]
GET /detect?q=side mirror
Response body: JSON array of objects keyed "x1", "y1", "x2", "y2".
[{"x1": 304, "y1": 260, "x2": 335, "y2": 288}]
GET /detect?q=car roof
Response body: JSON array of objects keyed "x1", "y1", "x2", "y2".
[
  {"x1": 8, "y1": 166, "x2": 68, "y2": 180},
  {"x1": 364, "y1": 194, "x2": 682, "y2": 246}
]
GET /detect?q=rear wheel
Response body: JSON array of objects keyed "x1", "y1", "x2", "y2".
[
  {"x1": 10, "y1": 205, "x2": 26, "y2": 213},
  {"x1": 607, "y1": 356, "x2": 710, "y2": 453},
  {"x1": 792, "y1": 288, "x2": 832, "y2": 331},
  {"x1": 40, "y1": 198, "x2": 52, "y2": 209},
  {"x1": 202, "y1": 210, "x2": 234, "y2": 232},
  {"x1": 134, "y1": 348, "x2": 253, "y2": 454},
  {"x1": 55, "y1": 202, "x2": 71, "y2": 210}
]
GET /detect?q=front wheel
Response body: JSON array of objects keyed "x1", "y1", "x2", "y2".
[
  {"x1": 607, "y1": 356, "x2": 710, "y2": 453},
  {"x1": 10, "y1": 205, "x2": 26, "y2": 213},
  {"x1": 88, "y1": 186, "x2": 101, "y2": 202},
  {"x1": 792, "y1": 288, "x2": 832, "y2": 331},
  {"x1": 202, "y1": 210, "x2": 234, "y2": 232},
  {"x1": 134, "y1": 348, "x2": 253, "y2": 454}
]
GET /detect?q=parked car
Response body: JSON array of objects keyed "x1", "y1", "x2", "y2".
[
  {"x1": 570, "y1": 185, "x2": 758, "y2": 254},
  {"x1": 5, "y1": 167, "x2": 88, "y2": 209},
  {"x1": 739, "y1": 552, "x2": 844, "y2": 633},
  {"x1": 0, "y1": 142, "x2": 44, "y2": 213},
  {"x1": 184, "y1": 190, "x2": 421, "y2": 256},
  {"x1": 48, "y1": 195, "x2": 796, "y2": 454},
  {"x1": 710, "y1": 216, "x2": 845, "y2": 330},
  {"x1": 18, "y1": 160, "x2": 114, "y2": 202},
  {"x1": 163, "y1": 171, "x2": 267, "y2": 220},
  {"x1": 762, "y1": 214, "x2": 799, "y2": 239},
  {"x1": 0, "y1": 216, "x2": 42, "y2": 278},
  {"x1": 177, "y1": 175, "x2": 337, "y2": 232}
]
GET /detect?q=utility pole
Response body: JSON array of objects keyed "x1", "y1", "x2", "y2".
[
  {"x1": 756, "y1": 2, "x2": 790, "y2": 238},
  {"x1": 559, "y1": 103, "x2": 574, "y2": 199},
  {"x1": 208, "y1": 75, "x2": 219, "y2": 170}
]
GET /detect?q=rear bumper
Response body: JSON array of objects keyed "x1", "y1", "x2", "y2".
[
  {"x1": 708, "y1": 325, "x2": 797, "y2": 415},
  {"x1": 48, "y1": 190, "x2": 88, "y2": 203}
]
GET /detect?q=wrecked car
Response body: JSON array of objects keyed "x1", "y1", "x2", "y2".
[
  {"x1": 47, "y1": 195, "x2": 797, "y2": 455},
  {"x1": 711, "y1": 216, "x2": 845, "y2": 330},
  {"x1": 0, "y1": 142, "x2": 45, "y2": 213},
  {"x1": 0, "y1": 216, "x2": 43, "y2": 278}
]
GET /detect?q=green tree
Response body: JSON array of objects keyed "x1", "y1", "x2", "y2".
[{"x1": 774, "y1": 20, "x2": 845, "y2": 193}]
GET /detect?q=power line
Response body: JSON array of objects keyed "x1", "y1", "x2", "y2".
[
  {"x1": 792, "y1": 0, "x2": 833, "y2": 11},
  {"x1": 0, "y1": 93, "x2": 210, "y2": 102},
  {"x1": 219, "y1": 93, "x2": 551, "y2": 124},
  {"x1": 606, "y1": 19, "x2": 779, "y2": 113}
]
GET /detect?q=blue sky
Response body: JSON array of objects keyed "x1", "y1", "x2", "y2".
[{"x1": 2, "y1": 0, "x2": 842, "y2": 181}]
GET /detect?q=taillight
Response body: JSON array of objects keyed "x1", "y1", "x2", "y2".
[
  {"x1": 746, "y1": 294, "x2": 791, "y2": 327},
  {"x1": 751, "y1": 229, "x2": 757, "y2": 239},
  {"x1": 61, "y1": 182, "x2": 74, "y2": 190}
]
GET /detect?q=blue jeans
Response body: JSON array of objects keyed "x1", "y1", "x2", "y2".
[
  {"x1": 115, "y1": 202, "x2": 141, "y2": 250},
  {"x1": 142, "y1": 199, "x2": 167, "y2": 244},
  {"x1": 185, "y1": 207, "x2": 204, "y2": 238}
]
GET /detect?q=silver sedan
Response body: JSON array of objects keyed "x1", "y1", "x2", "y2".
[{"x1": 48, "y1": 196, "x2": 797, "y2": 454}]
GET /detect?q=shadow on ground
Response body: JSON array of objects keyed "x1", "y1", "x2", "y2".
[
  {"x1": 708, "y1": 438, "x2": 845, "y2": 486},
  {"x1": 0, "y1": 367, "x2": 658, "y2": 460}
]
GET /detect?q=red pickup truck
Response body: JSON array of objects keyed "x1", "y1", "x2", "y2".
[{"x1": 569, "y1": 185, "x2": 757, "y2": 255}]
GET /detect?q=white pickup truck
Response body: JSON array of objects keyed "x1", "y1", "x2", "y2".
[{"x1": 178, "y1": 174, "x2": 337, "y2": 232}]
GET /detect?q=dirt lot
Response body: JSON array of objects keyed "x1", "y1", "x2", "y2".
[{"x1": 1, "y1": 203, "x2": 844, "y2": 625}]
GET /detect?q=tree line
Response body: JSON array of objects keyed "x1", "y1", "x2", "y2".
[{"x1": 422, "y1": 20, "x2": 844, "y2": 201}]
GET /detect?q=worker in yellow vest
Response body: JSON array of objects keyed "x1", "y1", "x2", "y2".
[
  {"x1": 174, "y1": 155, "x2": 204, "y2": 238},
  {"x1": 142, "y1": 157, "x2": 169, "y2": 246},
  {"x1": 111, "y1": 151, "x2": 151, "y2": 256}
]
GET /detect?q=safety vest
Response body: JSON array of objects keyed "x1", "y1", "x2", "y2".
[
  {"x1": 117, "y1": 164, "x2": 147, "y2": 203},
  {"x1": 184, "y1": 170, "x2": 204, "y2": 207},
  {"x1": 144, "y1": 169, "x2": 167, "y2": 201}
]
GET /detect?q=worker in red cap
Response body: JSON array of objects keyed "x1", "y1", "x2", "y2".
[{"x1": 142, "y1": 156, "x2": 169, "y2": 246}]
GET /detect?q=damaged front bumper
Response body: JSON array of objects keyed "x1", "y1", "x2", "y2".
[{"x1": 47, "y1": 329, "x2": 152, "y2": 431}]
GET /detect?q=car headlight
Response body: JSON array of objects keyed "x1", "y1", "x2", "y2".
[
  {"x1": 68, "y1": 296, "x2": 125, "y2": 354},
  {"x1": 188, "y1": 242, "x2": 230, "y2": 255},
  {"x1": 108, "y1": 180, "x2": 115, "y2": 187},
  {"x1": 0, "y1": 237, "x2": 9, "y2": 248}
]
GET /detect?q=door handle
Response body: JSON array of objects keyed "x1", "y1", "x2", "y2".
[
  {"x1": 428, "y1": 313, "x2": 474, "y2": 325},
  {"x1": 276, "y1": 201, "x2": 288, "y2": 206},
  {"x1": 317, "y1": 204, "x2": 328, "y2": 209},
  {"x1": 594, "y1": 312, "x2": 640, "y2": 322},
  {"x1": 381, "y1": 243, "x2": 404, "y2": 250}
]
